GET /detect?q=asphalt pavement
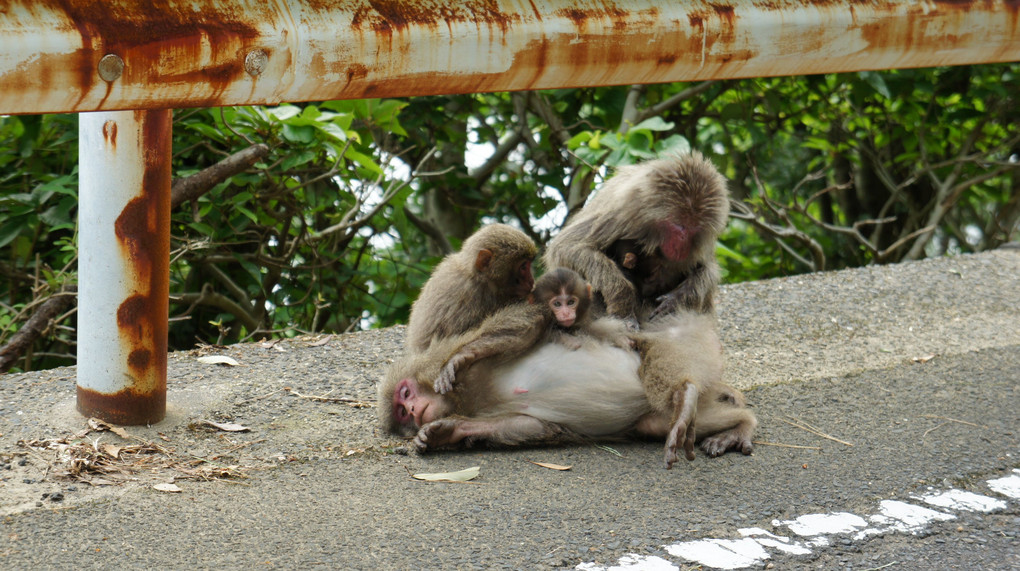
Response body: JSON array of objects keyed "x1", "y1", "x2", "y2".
[{"x1": 1, "y1": 248, "x2": 1017, "y2": 570}]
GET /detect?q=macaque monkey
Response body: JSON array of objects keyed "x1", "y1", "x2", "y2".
[
  {"x1": 405, "y1": 224, "x2": 537, "y2": 352},
  {"x1": 543, "y1": 152, "x2": 729, "y2": 327},
  {"x1": 431, "y1": 268, "x2": 632, "y2": 395},
  {"x1": 379, "y1": 315, "x2": 756, "y2": 468},
  {"x1": 630, "y1": 313, "x2": 756, "y2": 468},
  {"x1": 608, "y1": 239, "x2": 671, "y2": 300}
]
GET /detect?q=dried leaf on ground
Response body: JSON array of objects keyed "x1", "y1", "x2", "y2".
[
  {"x1": 411, "y1": 466, "x2": 481, "y2": 482},
  {"x1": 307, "y1": 335, "x2": 334, "y2": 347},
  {"x1": 192, "y1": 420, "x2": 251, "y2": 432},
  {"x1": 530, "y1": 461, "x2": 572, "y2": 471},
  {"x1": 88, "y1": 418, "x2": 132, "y2": 440},
  {"x1": 153, "y1": 483, "x2": 182, "y2": 493},
  {"x1": 197, "y1": 355, "x2": 241, "y2": 366}
]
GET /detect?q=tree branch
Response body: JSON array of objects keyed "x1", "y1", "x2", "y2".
[
  {"x1": 404, "y1": 208, "x2": 453, "y2": 255},
  {"x1": 0, "y1": 286, "x2": 77, "y2": 373},
  {"x1": 171, "y1": 144, "x2": 270, "y2": 209},
  {"x1": 171, "y1": 284, "x2": 262, "y2": 334}
]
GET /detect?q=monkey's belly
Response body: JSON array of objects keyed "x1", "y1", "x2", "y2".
[{"x1": 490, "y1": 343, "x2": 650, "y2": 437}]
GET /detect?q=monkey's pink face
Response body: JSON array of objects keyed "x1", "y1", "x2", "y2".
[
  {"x1": 659, "y1": 221, "x2": 694, "y2": 261},
  {"x1": 514, "y1": 259, "x2": 535, "y2": 298},
  {"x1": 393, "y1": 378, "x2": 443, "y2": 428},
  {"x1": 550, "y1": 293, "x2": 578, "y2": 327}
]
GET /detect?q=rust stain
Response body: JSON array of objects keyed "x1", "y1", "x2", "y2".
[
  {"x1": 1, "y1": 2, "x2": 1017, "y2": 114},
  {"x1": 23, "y1": 0, "x2": 265, "y2": 110},
  {"x1": 128, "y1": 348, "x2": 152, "y2": 371},
  {"x1": 105, "y1": 109, "x2": 170, "y2": 425},
  {"x1": 351, "y1": 0, "x2": 517, "y2": 35},
  {"x1": 77, "y1": 385, "x2": 165, "y2": 426},
  {"x1": 345, "y1": 63, "x2": 369, "y2": 83},
  {"x1": 101, "y1": 119, "x2": 117, "y2": 148}
]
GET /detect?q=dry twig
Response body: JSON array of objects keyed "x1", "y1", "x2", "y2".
[
  {"x1": 284, "y1": 386, "x2": 373, "y2": 408},
  {"x1": 781, "y1": 416, "x2": 854, "y2": 447}
]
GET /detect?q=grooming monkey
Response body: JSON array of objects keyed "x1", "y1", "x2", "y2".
[
  {"x1": 544, "y1": 152, "x2": 729, "y2": 327},
  {"x1": 379, "y1": 314, "x2": 755, "y2": 467},
  {"x1": 630, "y1": 313, "x2": 756, "y2": 468},
  {"x1": 431, "y1": 268, "x2": 632, "y2": 395},
  {"x1": 405, "y1": 224, "x2": 537, "y2": 352}
]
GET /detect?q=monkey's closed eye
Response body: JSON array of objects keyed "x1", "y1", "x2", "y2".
[{"x1": 394, "y1": 404, "x2": 411, "y2": 423}]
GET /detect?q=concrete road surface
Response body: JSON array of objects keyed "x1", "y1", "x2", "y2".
[{"x1": 1, "y1": 249, "x2": 1017, "y2": 569}]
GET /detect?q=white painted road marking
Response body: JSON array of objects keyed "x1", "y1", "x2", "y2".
[{"x1": 578, "y1": 469, "x2": 1019, "y2": 570}]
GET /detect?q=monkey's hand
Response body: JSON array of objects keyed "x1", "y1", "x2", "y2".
[
  {"x1": 613, "y1": 335, "x2": 637, "y2": 350},
  {"x1": 559, "y1": 334, "x2": 584, "y2": 351},
  {"x1": 434, "y1": 363, "x2": 457, "y2": 395},
  {"x1": 413, "y1": 418, "x2": 463, "y2": 452},
  {"x1": 664, "y1": 383, "x2": 699, "y2": 469},
  {"x1": 649, "y1": 285, "x2": 701, "y2": 320},
  {"x1": 622, "y1": 314, "x2": 640, "y2": 332},
  {"x1": 434, "y1": 350, "x2": 474, "y2": 394}
]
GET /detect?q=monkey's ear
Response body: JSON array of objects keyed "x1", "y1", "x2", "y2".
[
  {"x1": 527, "y1": 293, "x2": 536, "y2": 304},
  {"x1": 586, "y1": 284, "x2": 593, "y2": 297},
  {"x1": 475, "y1": 248, "x2": 494, "y2": 272}
]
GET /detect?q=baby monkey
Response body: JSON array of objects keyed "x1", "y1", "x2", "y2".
[{"x1": 433, "y1": 268, "x2": 632, "y2": 394}]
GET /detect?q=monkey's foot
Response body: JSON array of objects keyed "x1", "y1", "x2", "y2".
[
  {"x1": 664, "y1": 383, "x2": 699, "y2": 469},
  {"x1": 700, "y1": 428, "x2": 754, "y2": 457}
]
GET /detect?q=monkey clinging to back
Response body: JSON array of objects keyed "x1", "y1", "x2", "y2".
[
  {"x1": 430, "y1": 267, "x2": 632, "y2": 395},
  {"x1": 544, "y1": 152, "x2": 729, "y2": 327}
]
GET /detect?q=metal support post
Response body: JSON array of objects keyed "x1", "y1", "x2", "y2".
[{"x1": 77, "y1": 110, "x2": 171, "y2": 425}]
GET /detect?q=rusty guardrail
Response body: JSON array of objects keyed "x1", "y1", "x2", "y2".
[{"x1": 1, "y1": 1, "x2": 1017, "y2": 114}]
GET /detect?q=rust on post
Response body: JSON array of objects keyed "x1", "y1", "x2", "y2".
[
  {"x1": 101, "y1": 119, "x2": 117, "y2": 147},
  {"x1": 0, "y1": 1, "x2": 1016, "y2": 114},
  {"x1": 77, "y1": 110, "x2": 171, "y2": 425}
]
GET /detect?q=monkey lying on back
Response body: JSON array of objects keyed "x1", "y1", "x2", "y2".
[
  {"x1": 432, "y1": 268, "x2": 632, "y2": 395},
  {"x1": 380, "y1": 310, "x2": 755, "y2": 468},
  {"x1": 544, "y1": 152, "x2": 730, "y2": 326},
  {"x1": 405, "y1": 224, "x2": 537, "y2": 353}
]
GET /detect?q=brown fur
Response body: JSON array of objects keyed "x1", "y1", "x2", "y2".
[
  {"x1": 405, "y1": 224, "x2": 537, "y2": 352},
  {"x1": 431, "y1": 268, "x2": 631, "y2": 394},
  {"x1": 379, "y1": 311, "x2": 756, "y2": 468},
  {"x1": 630, "y1": 312, "x2": 757, "y2": 468},
  {"x1": 543, "y1": 152, "x2": 729, "y2": 325}
]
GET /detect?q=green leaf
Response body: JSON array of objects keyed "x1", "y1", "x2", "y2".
[
  {"x1": 269, "y1": 105, "x2": 302, "y2": 121},
  {"x1": 858, "y1": 71, "x2": 891, "y2": 98},
  {"x1": 281, "y1": 150, "x2": 318, "y2": 172},
  {"x1": 654, "y1": 134, "x2": 691, "y2": 155},
  {"x1": 628, "y1": 116, "x2": 675, "y2": 132},
  {"x1": 0, "y1": 221, "x2": 22, "y2": 249},
  {"x1": 235, "y1": 204, "x2": 258, "y2": 223},
  {"x1": 281, "y1": 124, "x2": 315, "y2": 143},
  {"x1": 566, "y1": 131, "x2": 593, "y2": 148}
]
